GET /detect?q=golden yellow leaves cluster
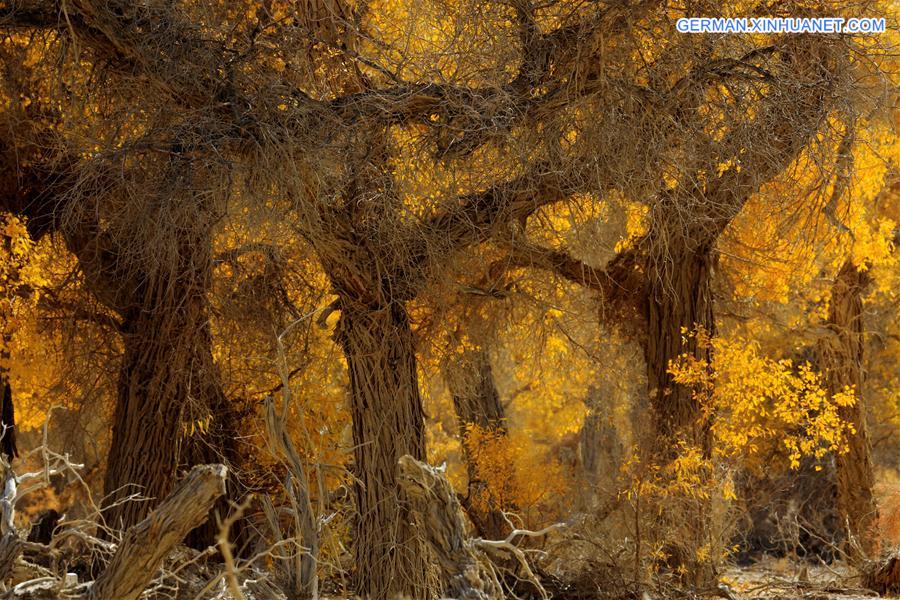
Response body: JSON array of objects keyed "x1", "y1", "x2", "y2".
[
  {"x1": 1, "y1": 215, "x2": 67, "y2": 431},
  {"x1": 461, "y1": 422, "x2": 569, "y2": 524},
  {"x1": 668, "y1": 327, "x2": 856, "y2": 470}
]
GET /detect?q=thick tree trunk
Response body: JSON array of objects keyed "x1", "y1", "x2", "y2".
[
  {"x1": 819, "y1": 260, "x2": 877, "y2": 553},
  {"x1": 91, "y1": 220, "x2": 245, "y2": 546},
  {"x1": 336, "y1": 300, "x2": 429, "y2": 600},
  {"x1": 640, "y1": 237, "x2": 717, "y2": 586},
  {"x1": 446, "y1": 347, "x2": 509, "y2": 539},
  {"x1": 102, "y1": 273, "x2": 217, "y2": 531},
  {"x1": 644, "y1": 241, "x2": 716, "y2": 456}
]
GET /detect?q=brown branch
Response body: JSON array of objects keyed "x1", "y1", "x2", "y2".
[
  {"x1": 89, "y1": 464, "x2": 227, "y2": 600},
  {"x1": 503, "y1": 241, "x2": 642, "y2": 296},
  {"x1": 38, "y1": 296, "x2": 125, "y2": 334}
]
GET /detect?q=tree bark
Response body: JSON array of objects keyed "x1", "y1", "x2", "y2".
[
  {"x1": 818, "y1": 260, "x2": 877, "y2": 553},
  {"x1": 101, "y1": 236, "x2": 244, "y2": 545},
  {"x1": 643, "y1": 239, "x2": 716, "y2": 457},
  {"x1": 335, "y1": 300, "x2": 429, "y2": 600},
  {"x1": 398, "y1": 454, "x2": 502, "y2": 600},
  {"x1": 639, "y1": 234, "x2": 718, "y2": 587},
  {"x1": 103, "y1": 273, "x2": 214, "y2": 530},
  {"x1": 446, "y1": 347, "x2": 509, "y2": 539}
]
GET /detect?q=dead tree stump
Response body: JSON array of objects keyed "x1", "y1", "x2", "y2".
[
  {"x1": 863, "y1": 553, "x2": 900, "y2": 595},
  {"x1": 397, "y1": 455, "x2": 501, "y2": 600}
]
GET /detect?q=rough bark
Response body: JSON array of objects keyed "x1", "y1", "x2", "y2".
[
  {"x1": 90, "y1": 464, "x2": 227, "y2": 600},
  {"x1": 101, "y1": 234, "x2": 244, "y2": 546},
  {"x1": 818, "y1": 260, "x2": 877, "y2": 553},
  {"x1": 398, "y1": 454, "x2": 501, "y2": 600},
  {"x1": 0, "y1": 150, "x2": 244, "y2": 543},
  {"x1": 0, "y1": 462, "x2": 22, "y2": 582},
  {"x1": 335, "y1": 301, "x2": 428, "y2": 600},
  {"x1": 863, "y1": 552, "x2": 900, "y2": 595},
  {"x1": 639, "y1": 232, "x2": 718, "y2": 587},
  {"x1": 446, "y1": 347, "x2": 509, "y2": 539},
  {"x1": 643, "y1": 238, "x2": 716, "y2": 457}
]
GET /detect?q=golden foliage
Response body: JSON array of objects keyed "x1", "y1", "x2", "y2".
[
  {"x1": 669, "y1": 327, "x2": 856, "y2": 470},
  {"x1": 461, "y1": 423, "x2": 569, "y2": 524}
]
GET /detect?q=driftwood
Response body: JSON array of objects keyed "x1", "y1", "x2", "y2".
[{"x1": 88, "y1": 464, "x2": 227, "y2": 600}]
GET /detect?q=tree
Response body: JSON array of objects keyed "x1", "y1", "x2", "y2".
[
  {"x1": 446, "y1": 345, "x2": 509, "y2": 538},
  {"x1": 819, "y1": 261, "x2": 878, "y2": 553},
  {"x1": 0, "y1": 0, "x2": 888, "y2": 596}
]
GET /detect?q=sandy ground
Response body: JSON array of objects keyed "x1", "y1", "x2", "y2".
[{"x1": 720, "y1": 558, "x2": 883, "y2": 599}]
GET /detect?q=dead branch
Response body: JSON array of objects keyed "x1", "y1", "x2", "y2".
[
  {"x1": 398, "y1": 454, "x2": 502, "y2": 599},
  {"x1": 88, "y1": 464, "x2": 227, "y2": 600}
]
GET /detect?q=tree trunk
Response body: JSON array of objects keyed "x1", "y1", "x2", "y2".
[
  {"x1": 181, "y1": 338, "x2": 248, "y2": 551},
  {"x1": 101, "y1": 251, "x2": 245, "y2": 548},
  {"x1": 446, "y1": 347, "x2": 509, "y2": 539},
  {"x1": 336, "y1": 300, "x2": 429, "y2": 600},
  {"x1": 102, "y1": 272, "x2": 215, "y2": 531},
  {"x1": 640, "y1": 237, "x2": 717, "y2": 587},
  {"x1": 84, "y1": 215, "x2": 246, "y2": 546},
  {"x1": 819, "y1": 260, "x2": 877, "y2": 554},
  {"x1": 398, "y1": 454, "x2": 502, "y2": 600},
  {"x1": 644, "y1": 241, "x2": 716, "y2": 456}
]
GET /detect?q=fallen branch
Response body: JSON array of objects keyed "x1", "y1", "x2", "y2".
[{"x1": 88, "y1": 464, "x2": 227, "y2": 600}]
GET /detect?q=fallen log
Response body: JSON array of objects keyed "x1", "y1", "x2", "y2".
[{"x1": 88, "y1": 464, "x2": 227, "y2": 600}]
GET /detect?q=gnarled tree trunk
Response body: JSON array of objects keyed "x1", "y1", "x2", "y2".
[
  {"x1": 101, "y1": 232, "x2": 244, "y2": 545},
  {"x1": 103, "y1": 269, "x2": 218, "y2": 530},
  {"x1": 640, "y1": 234, "x2": 718, "y2": 587},
  {"x1": 644, "y1": 239, "x2": 716, "y2": 457},
  {"x1": 818, "y1": 260, "x2": 877, "y2": 554},
  {"x1": 336, "y1": 300, "x2": 429, "y2": 599}
]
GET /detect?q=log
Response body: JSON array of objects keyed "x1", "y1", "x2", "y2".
[{"x1": 88, "y1": 464, "x2": 227, "y2": 600}]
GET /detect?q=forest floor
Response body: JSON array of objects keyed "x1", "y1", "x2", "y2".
[{"x1": 721, "y1": 558, "x2": 883, "y2": 599}]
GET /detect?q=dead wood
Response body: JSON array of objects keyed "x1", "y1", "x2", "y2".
[
  {"x1": 398, "y1": 455, "x2": 502, "y2": 599},
  {"x1": 88, "y1": 464, "x2": 226, "y2": 600}
]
